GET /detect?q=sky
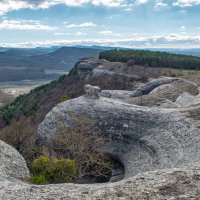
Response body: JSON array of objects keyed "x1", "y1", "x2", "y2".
[{"x1": 0, "y1": 0, "x2": 200, "y2": 48}]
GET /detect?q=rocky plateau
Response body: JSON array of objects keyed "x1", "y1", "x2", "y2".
[{"x1": 1, "y1": 58, "x2": 200, "y2": 199}]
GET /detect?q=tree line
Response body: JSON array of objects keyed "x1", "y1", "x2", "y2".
[{"x1": 99, "y1": 49, "x2": 200, "y2": 70}]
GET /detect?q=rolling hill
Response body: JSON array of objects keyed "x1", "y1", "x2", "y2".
[{"x1": 0, "y1": 46, "x2": 102, "y2": 82}]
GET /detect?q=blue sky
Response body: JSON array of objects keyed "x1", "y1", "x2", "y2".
[{"x1": 0, "y1": 0, "x2": 200, "y2": 48}]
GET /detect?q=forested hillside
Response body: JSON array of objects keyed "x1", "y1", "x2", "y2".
[{"x1": 99, "y1": 49, "x2": 200, "y2": 70}]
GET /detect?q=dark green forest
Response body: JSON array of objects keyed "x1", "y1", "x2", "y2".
[{"x1": 99, "y1": 49, "x2": 200, "y2": 70}]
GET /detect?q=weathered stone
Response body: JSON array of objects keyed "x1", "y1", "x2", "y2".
[
  {"x1": 101, "y1": 90, "x2": 132, "y2": 99},
  {"x1": 38, "y1": 85, "x2": 200, "y2": 180},
  {"x1": 75, "y1": 59, "x2": 142, "y2": 81},
  {"x1": 1, "y1": 80, "x2": 200, "y2": 198},
  {"x1": 130, "y1": 77, "x2": 179, "y2": 97},
  {"x1": 125, "y1": 78, "x2": 199, "y2": 107},
  {"x1": 84, "y1": 84, "x2": 101, "y2": 98},
  {"x1": 0, "y1": 140, "x2": 29, "y2": 179},
  {"x1": 1, "y1": 167, "x2": 200, "y2": 199},
  {"x1": 163, "y1": 89, "x2": 200, "y2": 108}
]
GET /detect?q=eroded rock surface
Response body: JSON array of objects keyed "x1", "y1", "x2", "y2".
[
  {"x1": 1, "y1": 83, "x2": 200, "y2": 199},
  {"x1": 0, "y1": 140, "x2": 29, "y2": 179},
  {"x1": 101, "y1": 90, "x2": 132, "y2": 99},
  {"x1": 38, "y1": 85, "x2": 200, "y2": 179},
  {"x1": 130, "y1": 77, "x2": 178, "y2": 97},
  {"x1": 125, "y1": 78, "x2": 199, "y2": 107},
  {"x1": 1, "y1": 168, "x2": 200, "y2": 200}
]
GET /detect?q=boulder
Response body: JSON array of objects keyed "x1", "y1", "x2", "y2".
[
  {"x1": 75, "y1": 59, "x2": 107, "y2": 78},
  {"x1": 38, "y1": 85, "x2": 200, "y2": 179},
  {"x1": 130, "y1": 77, "x2": 179, "y2": 97},
  {"x1": 0, "y1": 140, "x2": 29, "y2": 179},
  {"x1": 84, "y1": 84, "x2": 101, "y2": 98}
]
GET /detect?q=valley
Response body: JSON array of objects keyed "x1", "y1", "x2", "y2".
[{"x1": 0, "y1": 46, "x2": 102, "y2": 106}]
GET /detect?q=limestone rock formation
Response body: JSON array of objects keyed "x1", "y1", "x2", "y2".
[
  {"x1": 75, "y1": 58, "x2": 142, "y2": 81},
  {"x1": 38, "y1": 85, "x2": 200, "y2": 180},
  {"x1": 0, "y1": 140, "x2": 29, "y2": 179},
  {"x1": 1, "y1": 83, "x2": 200, "y2": 199},
  {"x1": 1, "y1": 168, "x2": 200, "y2": 199},
  {"x1": 101, "y1": 90, "x2": 132, "y2": 99},
  {"x1": 84, "y1": 84, "x2": 101, "y2": 98},
  {"x1": 130, "y1": 77, "x2": 179, "y2": 97},
  {"x1": 125, "y1": 78, "x2": 199, "y2": 107}
]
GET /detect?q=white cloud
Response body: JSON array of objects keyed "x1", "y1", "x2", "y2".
[
  {"x1": 99, "y1": 30, "x2": 113, "y2": 35},
  {"x1": 65, "y1": 22, "x2": 97, "y2": 28},
  {"x1": 135, "y1": 0, "x2": 149, "y2": 4},
  {"x1": 54, "y1": 32, "x2": 71, "y2": 36},
  {"x1": 0, "y1": 0, "x2": 125, "y2": 15},
  {"x1": 0, "y1": 0, "x2": 199, "y2": 15},
  {"x1": 173, "y1": 0, "x2": 200, "y2": 7},
  {"x1": 179, "y1": 26, "x2": 187, "y2": 35},
  {"x1": 180, "y1": 26, "x2": 186, "y2": 32},
  {"x1": 75, "y1": 32, "x2": 87, "y2": 36},
  {"x1": 99, "y1": 30, "x2": 121, "y2": 36},
  {"x1": 2, "y1": 34, "x2": 200, "y2": 48},
  {"x1": 0, "y1": 19, "x2": 56, "y2": 31},
  {"x1": 155, "y1": 1, "x2": 168, "y2": 8}
]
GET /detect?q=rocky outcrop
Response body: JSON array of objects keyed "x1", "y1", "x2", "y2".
[
  {"x1": 0, "y1": 140, "x2": 29, "y2": 179},
  {"x1": 101, "y1": 90, "x2": 132, "y2": 99},
  {"x1": 75, "y1": 59, "x2": 108, "y2": 78},
  {"x1": 125, "y1": 78, "x2": 199, "y2": 107},
  {"x1": 162, "y1": 90, "x2": 200, "y2": 108},
  {"x1": 1, "y1": 168, "x2": 200, "y2": 199},
  {"x1": 1, "y1": 84, "x2": 200, "y2": 199},
  {"x1": 84, "y1": 84, "x2": 101, "y2": 98},
  {"x1": 130, "y1": 77, "x2": 179, "y2": 97},
  {"x1": 0, "y1": 141, "x2": 199, "y2": 199},
  {"x1": 75, "y1": 59, "x2": 143, "y2": 81},
  {"x1": 38, "y1": 85, "x2": 200, "y2": 180}
]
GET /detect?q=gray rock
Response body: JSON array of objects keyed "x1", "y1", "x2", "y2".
[
  {"x1": 84, "y1": 84, "x2": 101, "y2": 98},
  {"x1": 1, "y1": 83, "x2": 200, "y2": 199},
  {"x1": 75, "y1": 59, "x2": 107, "y2": 78},
  {"x1": 101, "y1": 90, "x2": 132, "y2": 99},
  {"x1": 130, "y1": 77, "x2": 178, "y2": 97},
  {"x1": 1, "y1": 168, "x2": 200, "y2": 199},
  {"x1": 75, "y1": 59, "x2": 142, "y2": 81},
  {"x1": 0, "y1": 140, "x2": 29, "y2": 179},
  {"x1": 125, "y1": 78, "x2": 199, "y2": 107},
  {"x1": 38, "y1": 85, "x2": 200, "y2": 180}
]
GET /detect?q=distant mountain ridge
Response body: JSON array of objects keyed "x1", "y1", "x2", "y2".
[
  {"x1": 0, "y1": 46, "x2": 102, "y2": 82},
  {"x1": 0, "y1": 46, "x2": 102, "y2": 70}
]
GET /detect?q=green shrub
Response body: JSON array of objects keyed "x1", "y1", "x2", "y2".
[
  {"x1": 59, "y1": 95, "x2": 68, "y2": 103},
  {"x1": 29, "y1": 174, "x2": 49, "y2": 185},
  {"x1": 30, "y1": 156, "x2": 77, "y2": 184},
  {"x1": 31, "y1": 156, "x2": 51, "y2": 174}
]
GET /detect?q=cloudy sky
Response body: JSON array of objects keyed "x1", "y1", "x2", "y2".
[{"x1": 0, "y1": 0, "x2": 200, "y2": 48}]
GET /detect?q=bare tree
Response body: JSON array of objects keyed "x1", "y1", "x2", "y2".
[
  {"x1": 0, "y1": 117, "x2": 41, "y2": 166},
  {"x1": 50, "y1": 115, "x2": 112, "y2": 183}
]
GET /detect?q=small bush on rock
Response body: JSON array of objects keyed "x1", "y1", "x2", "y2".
[
  {"x1": 29, "y1": 156, "x2": 77, "y2": 184},
  {"x1": 29, "y1": 174, "x2": 49, "y2": 185},
  {"x1": 59, "y1": 95, "x2": 68, "y2": 103}
]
